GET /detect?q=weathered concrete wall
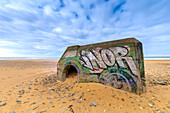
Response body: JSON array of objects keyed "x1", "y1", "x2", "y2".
[{"x1": 57, "y1": 38, "x2": 145, "y2": 94}]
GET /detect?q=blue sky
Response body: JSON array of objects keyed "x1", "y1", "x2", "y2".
[{"x1": 0, "y1": 0, "x2": 169, "y2": 58}]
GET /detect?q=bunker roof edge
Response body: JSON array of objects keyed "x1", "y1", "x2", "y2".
[
  {"x1": 58, "y1": 37, "x2": 141, "y2": 61},
  {"x1": 67, "y1": 37, "x2": 141, "y2": 48}
]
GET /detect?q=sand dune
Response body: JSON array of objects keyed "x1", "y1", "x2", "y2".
[{"x1": 0, "y1": 59, "x2": 169, "y2": 113}]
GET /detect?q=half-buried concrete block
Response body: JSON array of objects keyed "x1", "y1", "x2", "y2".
[{"x1": 57, "y1": 38, "x2": 146, "y2": 94}]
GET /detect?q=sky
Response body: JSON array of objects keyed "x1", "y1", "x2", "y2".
[{"x1": 0, "y1": 0, "x2": 170, "y2": 58}]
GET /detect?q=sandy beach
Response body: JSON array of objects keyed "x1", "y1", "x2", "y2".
[{"x1": 0, "y1": 59, "x2": 169, "y2": 113}]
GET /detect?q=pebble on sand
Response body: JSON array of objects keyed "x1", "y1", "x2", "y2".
[
  {"x1": 16, "y1": 100, "x2": 21, "y2": 103},
  {"x1": 149, "y1": 100, "x2": 155, "y2": 105},
  {"x1": 148, "y1": 103, "x2": 153, "y2": 108},
  {"x1": 37, "y1": 96, "x2": 42, "y2": 99},
  {"x1": 78, "y1": 101, "x2": 82, "y2": 103},
  {"x1": 112, "y1": 94, "x2": 116, "y2": 97},
  {"x1": 79, "y1": 95, "x2": 83, "y2": 99},
  {"x1": 57, "y1": 98, "x2": 61, "y2": 101},
  {"x1": 33, "y1": 106, "x2": 39, "y2": 110},
  {"x1": 90, "y1": 103, "x2": 98, "y2": 107},
  {"x1": 9, "y1": 111, "x2": 16, "y2": 113},
  {"x1": 40, "y1": 110, "x2": 46, "y2": 113},
  {"x1": 26, "y1": 109, "x2": 30, "y2": 111},
  {"x1": 0, "y1": 102, "x2": 6, "y2": 107},
  {"x1": 137, "y1": 99, "x2": 142, "y2": 102},
  {"x1": 70, "y1": 92, "x2": 75, "y2": 96},
  {"x1": 60, "y1": 105, "x2": 63, "y2": 107}
]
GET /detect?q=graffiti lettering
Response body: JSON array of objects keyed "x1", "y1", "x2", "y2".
[
  {"x1": 80, "y1": 49, "x2": 107, "y2": 70},
  {"x1": 101, "y1": 49, "x2": 115, "y2": 66},
  {"x1": 109, "y1": 47, "x2": 127, "y2": 68},
  {"x1": 80, "y1": 47, "x2": 137, "y2": 75}
]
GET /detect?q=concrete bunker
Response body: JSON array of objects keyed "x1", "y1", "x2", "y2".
[{"x1": 57, "y1": 38, "x2": 146, "y2": 94}]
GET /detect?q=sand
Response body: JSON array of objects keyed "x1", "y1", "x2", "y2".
[{"x1": 0, "y1": 59, "x2": 169, "y2": 113}]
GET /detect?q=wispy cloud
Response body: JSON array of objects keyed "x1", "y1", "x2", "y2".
[{"x1": 0, "y1": 0, "x2": 169, "y2": 58}]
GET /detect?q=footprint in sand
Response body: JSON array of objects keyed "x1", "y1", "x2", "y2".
[{"x1": 1, "y1": 78, "x2": 6, "y2": 80}]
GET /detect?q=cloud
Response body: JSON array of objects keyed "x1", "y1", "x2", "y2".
[
  {"x1": 53, "y1": 27, "x2": 62, "y2": 33},
  {"x1": 0, "y1": 41, "x2": 18, "y2": 46},
  {"x1": 0, "y1": 0, "x2": 170, "y2": 58},
  {"x1": 0, "y1": 48, "x2": 20, "y2": 57}
]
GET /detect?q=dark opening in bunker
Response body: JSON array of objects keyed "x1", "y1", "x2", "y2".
[{"x1": 66, "y1": 65, "x2": 78, "y2": 78}]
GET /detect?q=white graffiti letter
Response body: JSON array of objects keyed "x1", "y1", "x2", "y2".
[
  {"x1": 80, "y1": 50, "x2": 93, "y2": 70},
  {"x1": 109, "y1": 47, "x2": 127, "y2": 68},
  {"x1": 80, "y1": 49, "x2": 107, "y2": 70},
  {"x1": 123, "y1": 57, "x2": 138, "y2": 75},
  {"x1": 86, "y1": 49, "x2": 107, "y2": 70},
  {"x1": 82, "y1": 56, "x2": 93, "y2": 70},
  {"x1": 101, "y1": 49, "x2": 115, "y2": 66},
  {"x1": 109, "y1": 47, "x2": 137, "y2": 75}
]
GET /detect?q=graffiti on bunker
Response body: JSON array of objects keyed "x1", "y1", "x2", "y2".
[
  {"x1": 79, "y1": 46, "x2": 138, "y2": 91},
  {"x1": 57, "y1": 38, "x2": 145, "y2": 94},
  {"x1": 80, "y1": 47, "x2": 137, "y2": 75}
]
